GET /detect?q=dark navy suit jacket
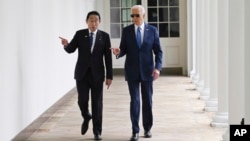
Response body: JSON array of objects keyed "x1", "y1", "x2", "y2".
[
  {"x1": 64, "y1": 29, "x2": 113, "y2": 82},
  {"x1": 118, "y1": 23, "x2": 163, "y2": 81}
]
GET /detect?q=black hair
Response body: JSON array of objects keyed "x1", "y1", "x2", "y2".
[{"x1": 86, "y1": 11, "x2": 101, "y2": 21}]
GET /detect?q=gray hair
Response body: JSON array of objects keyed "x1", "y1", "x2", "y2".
[{"x1": 131, "y1": 5, "x2": 145, "y2": 14}]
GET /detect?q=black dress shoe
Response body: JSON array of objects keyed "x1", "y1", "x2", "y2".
[
  {"x1": 94, "y1": 134, "x2": 102, "y2": 140},
  {"x1": 144, "y1": 131, "x2": 152, "y2": 138},
  {"x1": 81, "y1": 117, "x2": 92, "y2": 135},
  {"x1": 130, "y1": 133, "x2": 139, "y2": 141}
]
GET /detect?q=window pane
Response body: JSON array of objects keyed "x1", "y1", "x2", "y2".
[
  {"x1": 110, "y1": 0, "x2": 120, "y2": 7},
  {"x1": 169, "y1": 0, "x2": 179, "y2": 6},
  {"x1": 170, "y1": 8, "x2": 179, "y2": 21},
  {"x1": 159, "y1": 23, "x2": 169, "y2": 37},
  {"x1": 148, "y1": 0, "x2": 157, "y2": 6},
  {"x1": 122, "y1": 0, "x2": 141, "y2": 7},
  {"x1": 110, "y1": 0, "x2": 142, "y2": 38},
  {"x1": 170, "y1": 23, "x2": 179, "y2": 37},
  {"x1": 159, "y1": 8, "x2": 168, "y2": 22},
  {"x1": 159, "y1": 0, "x2": 168, "y2": 6},
  {"x1": 148, "y1": 8, "x2": 158, "y2": 22},
  {"x1": 132, "y1": 0, "x2": 141, "y2": 5},
  {"x1": 110, "y1": 24, "x2": 121, "y2": 38},
  {"x1": 121, "y1": 0, "x2": 128, "y2": 7},
  {"x1": 110, "y1": 8, "x2": 120, "y2": 23},
  {"x1": 122, "y1": 8, "x2": 130, "y2": 22}
]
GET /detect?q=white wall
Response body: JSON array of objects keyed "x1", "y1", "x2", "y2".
[{"x1": 0, "y1": 0, "x2": 98, "y2": 140}]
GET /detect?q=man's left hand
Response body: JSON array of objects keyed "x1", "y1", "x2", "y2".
[
  {"x1": 106, "y1": 79, "x2": 112, "y2": 89},
  {"x1": 152, "y1": 69, "x2": 160, "y2": 80}
]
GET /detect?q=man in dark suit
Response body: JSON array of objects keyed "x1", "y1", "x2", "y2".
[
  {"x1": 111, "y1": 5, "x2": 163, "y2": 141},
  {"x1": 59, "y1": 11, "x2": 113, "y2": 140}
]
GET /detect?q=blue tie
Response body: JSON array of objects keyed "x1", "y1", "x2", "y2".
[
  {"x1": 89, "y1": 32, "x2": 94, "y2": 48},
  {"x1": 136, "y1": 26, "x2": 141, "y2": 48}
]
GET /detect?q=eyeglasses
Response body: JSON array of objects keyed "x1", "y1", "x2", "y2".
[{"x1": 130, "y1": 14, "x2": 140, "y2": 18}]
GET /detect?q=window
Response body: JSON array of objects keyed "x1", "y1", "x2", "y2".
[
  {"x1": 110, "y1": 0, "x2": 141, "y2": 38},
  {"x1": 148, "y1": 0, "x2": 180, "y2": 37},
  {"x1": 109, "y1": 0, "x2": 179, "y2": 38}
]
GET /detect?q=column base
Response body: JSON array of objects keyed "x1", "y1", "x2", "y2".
[
  {"x1": 204, "y1": 98, "x2": 218, "y2": 112},
  {"x1": 190, "y1": 71, "x2": 199, "y2": 83},
  {"x1": 195, "y1": 80, "x2": 204, "y2": 90},
  {"x1": 211, "y1": 112, "x2": 228, "y2": 128},
  {"x1": 199, "y1": 88, "x2": 210, "y2": 100}
]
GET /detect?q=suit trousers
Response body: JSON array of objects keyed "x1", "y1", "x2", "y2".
[
  {"x1": 127, "y1": 80, "x2": 153, "y2": 134},
  {"x1": 76, "y1": 68, "x2": 103, "y2": 135}
]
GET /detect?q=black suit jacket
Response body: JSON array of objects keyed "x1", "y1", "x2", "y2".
[{"x1": 64, "y1": 29, "x2": 113, "y2": 82}]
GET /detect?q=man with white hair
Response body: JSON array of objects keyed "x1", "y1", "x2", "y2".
[{"x1": 111, "y1": 5, "x2": 163, "y2": 141}]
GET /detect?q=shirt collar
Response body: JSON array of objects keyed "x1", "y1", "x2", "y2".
[
  {"x1": 88, "y1": 29, "x2": 98, "y2": 35},
  {"x1": 135, "y1": 23, "x2": 145, "y2": 30}
]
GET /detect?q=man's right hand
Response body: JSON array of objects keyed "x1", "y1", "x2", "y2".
[
  {"x1": 110, "y1": 47, "x2": 120, "y2": 56},
  {"x1": 59, "y1": 36, "x2": 68, "y2": 46}
]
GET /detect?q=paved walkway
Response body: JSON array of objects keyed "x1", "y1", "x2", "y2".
[{"x1": 27, "y1": 76, "x2": 226, "y2": 141}]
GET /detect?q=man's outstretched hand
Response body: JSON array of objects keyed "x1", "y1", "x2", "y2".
[{"x1": 59, "y1": 36, "x2": 69, "y2": 46}]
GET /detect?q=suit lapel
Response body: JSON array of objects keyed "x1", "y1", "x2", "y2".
[
  {"x1": 95, "y1": 30, "x2": 101, "y2": 45},
  {"x1": 129, "y1": 25, "x2": 138, "y2": 47},
  {"x1": 83, "y1": 30, "x2": 90, "y2": 50},
  {"x1": 142, "y1": 24, "x2": 150, "y2": 46},
  {"x1": 92, "y1": 30, "x2": 101, "y2": 53}
]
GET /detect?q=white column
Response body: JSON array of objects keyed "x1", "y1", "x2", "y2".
[
  {"x1": 228, "y1": 0, "x2": 245, "y2": 124},
  {"x1": 199, "y1": 0, "x2": 210, "y2": 100},
  {"x1": 222, "y1": 0, "x2": 245, "y2": 140},
  {"x1": 193, "y1": 0, "x2": 205, "y2": 91},
  {"x1": 187, "y1": 0, "x2": 194, "y2": 76},
  {"x1": 204, "y1": 0, "x2": 218, "y2": 111},
  {"x1": 245, "y1": 0, "x2": 250, "y2": 125},
  {"x1": 190, "y1": 0, "x2": 200, "y2": 83},
  {"x1": 191, "y1": 0, "x2": 200, "y2": 84},
  {"x1": 210, "y1": 0, "x2": 228, "y2": 127}
]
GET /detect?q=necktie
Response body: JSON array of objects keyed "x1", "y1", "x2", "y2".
[
  {"x1": 136, "y1": 26, "x2": 141, "y2": 48},
  {"x1": 89, "y1": 32, "x2": 94, "y2": 48}
]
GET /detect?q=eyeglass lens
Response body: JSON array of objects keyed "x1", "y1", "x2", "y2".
[{"x1": 130, "y1": 14, "x2": 140, "y2": 18}]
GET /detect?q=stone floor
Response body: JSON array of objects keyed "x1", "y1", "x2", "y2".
[{"x1": 26, "y1": 76, "x2": 227, "y2": 141}]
